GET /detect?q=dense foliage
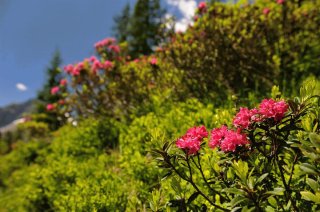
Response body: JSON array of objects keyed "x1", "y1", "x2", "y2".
[
  {"x1": 0, "y1": 0, "x2": 319, "y2": 211},
  {"x1": 154, "y1": 81, "x2": 320, "y2": 211}
]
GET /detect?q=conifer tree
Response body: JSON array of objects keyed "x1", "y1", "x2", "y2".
[
  {"x1": 36, "y1": 50, "x2": 63, "y2": 130},
  {"x1": 113, "y1": 3, "x2": 131, "y2": 43},
  {"x1": 113, "y1": 0, "x2": 165, "y2": 58}
]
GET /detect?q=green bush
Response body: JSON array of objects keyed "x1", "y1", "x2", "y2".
[
  {"x1": 152, "y1": 80, "x2": 320, "y2": 211},
  {"x1": 161, "y1": 0, "x2": 320, "y2": 99},
  {"x1": 1, "y1": 1, "x2": 319, "y2": 211}
]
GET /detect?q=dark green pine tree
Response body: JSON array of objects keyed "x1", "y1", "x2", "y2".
[
  {"x1": 113, "y1": 3, "x2": 131, "y2": 43},
  {"x1": 112, "y1": 0, "x2": 165, "y2": 58},
  {"x1": 127, "y1": 0, "x2": 165, "y2": 58},
  {"x1": 36, "y1": 50, "x2": 63, "y2": 130}
]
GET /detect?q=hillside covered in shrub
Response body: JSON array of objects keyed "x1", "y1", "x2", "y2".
[{"x1": 0, "y1": 0, "x2": 320, "y2": 211}]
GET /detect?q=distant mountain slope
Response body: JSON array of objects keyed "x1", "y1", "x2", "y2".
[{"x1": 0, "y1": 99, "x2": 35, "y2": 128}]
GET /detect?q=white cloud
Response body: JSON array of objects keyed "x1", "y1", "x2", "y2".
[
  {"x1": 166, "y1": 0, "x2": 197, "y2": 32},
  {"x1": 16, "y1": 83, "x2": 28, "y2": 91},
  {"x1": 174, "y1": 17, "x2": 190, "y2": 32}
]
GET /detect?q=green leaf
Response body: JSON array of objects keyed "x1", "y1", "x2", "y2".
[
  {"x1": 232, "y1": 160, "x2": 249, "y2": 183},
  {"x1": 309, "y1": 133, "x2": 320, "y2": 148},
  {"x1": 222, "y1": 188, "x2": 246, "y2": 196},
  {"x1": 300, "y1": 79, "x2": 316, "y2": 101},
  {"x1": 267, "y1": 196, "x2": 277, "y2": 207},
  {"x1": 161, "y1": 171, "x2": 172, "y2": 181},
  {"x1": 255, "y1": 173, "x2": 269, "y2": 187},
  {"x1": 231, "y1": 207, "x2": 242, "y2": 212},
  {"x1": 265, "y1": 206, "x2": 276, "y2": 212},
  {"x1": 150, "y1": 202, "x2": 155, "y2": 211},
  {"x1": 265, "y1": 188, "x2": 285, "y2": 196},
  {"x1": 247, "y1": 177, "x2": 254, "y2": 190},
  {"x1": 285, "y1": 200, "x2": 292, "y2": 210},
  {"x1": 231, "y1": 196, "x2": 247, "y2": 207},
  {"x1": 171, "y1": 177, "x2": 182, "y2": 194},
  {"x1": 300, "y1": 163, "x2": 319, "y2": 175},
  {"x1": 241, "y1": 206, "x2": 256, "y2": 212},
  {"x1": 187, "y1": 192, "x2": 200, "y2": 205},
  {"x1": 287, "y1": 100, "x2": 298, "y2": 112},
  {"x1": 300, "y1": 191, "x2": 320, "y2": 204},
  {"x1": 306, "y1": 178, "x2": 319, "y2": 192}
]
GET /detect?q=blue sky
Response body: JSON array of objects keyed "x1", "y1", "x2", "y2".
[{"x1": 0, "y1": 0, "x2": 200, "y2": 106}]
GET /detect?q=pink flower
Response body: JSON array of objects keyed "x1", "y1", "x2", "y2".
[
  {"x1": 209, "y1": 125, "x2": 228, "y2": 149},
  {"x1": 91, "y1": 60, "x2": 103, "y2": 73},
  {"x1": 186, "y1": 126, "x2": 208, "y2": 139},
  {"x1": 72, "y1": 68, "x2": 80, "y2": 76},
  {"x1": 103, "y1": 60, "x2": 113, "y2": 70},
  {"x1": 94, "y1": 41, "x2": 102, "y2": 49},
  {"x1": 233, "y1": 107, "x2": 259, "y2": 129},
  {"x1": 46, "y1": 104, "x2": 55, "y2": 111},
  {"x1": 77, "y1": 62, "x2": 84, "y2": 70},
  {"x1": 104, "y1": 38, "x2": 116, "y2": 45},
  {"x1": 94, "y1": 37, "x2": 116, "y2": 49},
  {"x1": 220, "y1": 130, "x2": 249, "y2": 152},
  {"x1": 89, "y1": 56, "x2": 98, "y2": 63},
  {"x1": 259, "y1": 99, "x2": 288, "y2": 121},
  {"x1": 51, "y1": 86, "x2": 60, "y2": 95},
  {"x1": 277, "y1": 0, "x2": 285, "y2": 4},
  {"x1": 60, "y1": 79, "x2": 67, "y2": 86},
  {"x1": 198, "y1": 2, "x2": 207, "y2": 13},
  {"x1": 71, "y1": 62, "x2": 84, "y2": 76},
  {"x1": 263, "y1": 8, "x2": 271, "y2": 15},
  {"x1": 176, "y1": 126, "x2": 208, "y2": 155},
  {"x1": 150, "y1": 57, "x2": 158, "y2": 65},
  {"x1": 209, "y1": 126, "x2": 249, "y2": 152},
  {"x1": 64, "y1": 64, "x2": 74, "y2": 74},
  {"x1": 176, "y1": 135, "x2": 202, "y2": 155},
  {"x1": 109, "y1": 45, "x2": 120, "y2": 54}
]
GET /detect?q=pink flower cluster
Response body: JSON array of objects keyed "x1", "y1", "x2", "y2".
[
  {"x1": 64, "y1": 62, "x2": 84, "y2": 76},
  {"x1": 198, "y1": 2, "x2": 207, "y2": 13},
  {"x1": 209, "y1": 126, "x2": 249, "y2": 152},
  {"x1": 277, "y1": 0, "x2": 285, "y2": 4},
  {"x1": 150, "y1": 57, "x2": 158, "y2": 65},
  {"x1": 64, "y1": 57, "x2": 113, "y2": 76},
  {"x1": 94, "y1": 37, "x2": 120, "y2": 54},
  {"x1": 60, "y1": 79, "x2": 67, "y2": 86},
  {"x1": 46, "y1": 104, "x2": 55, "y2": 111},
  {"x1": 103, "y1": 60, "x2": 113, "y2": 70},
  {"x1": 177, "y1": 99, "x2": 288, "y2": 154},
  {"x1": 233, "y1": 99, "x2": 288, "y2": 129},
  {"x1": 233, "y1": 108, "x2": 259, "y2": 129},
  {"x1": 263, "y1": 8, "x2": 271, "y2": 15},
  {"x1": 109, "y1": 45, "x2": 121, "y2": 54},
  {"x1": 51, "y1": 86, "x2": 60, "y2": 95},
  {"x1": 94, "y1": 38, "x2": 116, "y2": 49},
  {"x1": 89, "y1": 56, "x2": 113, "y2": 73},
  {"x1": 262, "y1": 1, "x2": 284, "y2": 16},
  {"x1": 176, "y1": 126, "x2": 208, "y2": 155},
  {"x1": 259, "y1": 99, "x2": 288, "y2": 121}
]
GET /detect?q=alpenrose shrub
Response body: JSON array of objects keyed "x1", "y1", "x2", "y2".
[
  {"x1": 161, "y1": 0, "x2": 320, "y2": 100},
  {"x1": 45, "y1": 0, "x2": 320, "y2": 121},
  {"x1": 45, "y1": 36, "x2": 181, "y2": 121},
  {"x1": 176, "y1": 99, "x2": 288, "y2": 154},
  {"x1": 153, "y1": 82, "x2": 320, "y2": 211}
]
